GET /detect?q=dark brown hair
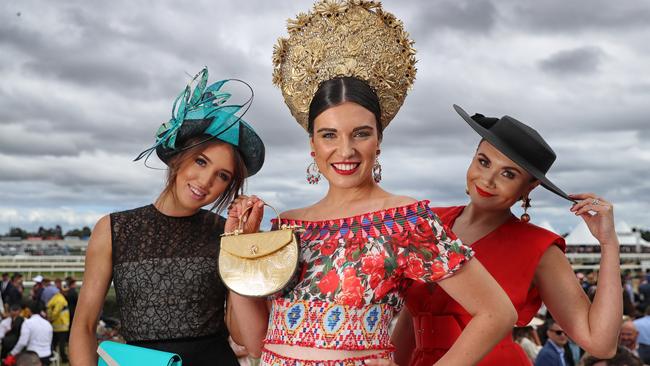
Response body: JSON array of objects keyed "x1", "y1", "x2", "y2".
[
  {"x1": 308, "y1": 77, "x2": 382, "y2": 140},
  {"x1": 158, "y1": 136, "x2": 247, "y2": 216}
]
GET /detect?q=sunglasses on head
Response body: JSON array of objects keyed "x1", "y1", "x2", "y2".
[{"x1": 550, "y1": 329, "x2": 566, "y2": 336}]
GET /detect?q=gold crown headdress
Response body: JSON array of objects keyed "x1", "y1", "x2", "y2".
[{"x1": 272, "y1": 0, "x2": 417, "y2": 131}]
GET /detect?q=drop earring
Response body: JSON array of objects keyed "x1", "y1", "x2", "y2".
[
  {"x1": 373, "y1": 150, "x2": 382, "y2": 183},
  {"x1": 520, "y1": 197, "x2": 531, "y2": 222},
  {"x1": 306, "y1": 152, "x2": 321, "y2": 184}
]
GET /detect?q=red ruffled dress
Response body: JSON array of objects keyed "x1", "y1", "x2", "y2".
[
  {"x1": 262, "y1": 201, "x2": 474, "y2": 366},
  {"x1": 405, "y1": 206, "x2": 566, "y2": 366}
]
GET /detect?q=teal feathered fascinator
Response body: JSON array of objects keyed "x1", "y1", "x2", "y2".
[{"x1": 135, "y1": 67, "x2": 265, "y2": 177}]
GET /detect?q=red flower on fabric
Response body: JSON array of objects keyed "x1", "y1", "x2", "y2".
[
  {"x1": 320, "y1": 237, "x2": 338, "y2": 256},
  {"x1": 361, "y1": 253, "x2": 386, "y2": 276},
  {"x1": 361, "y1": 253, "x2": 386, "y2": 289},
  {"x1": 390, "y1": 229, "x2": 411, "y2": 248},
  {"x1": 428, "y1": 260, "x2": 447, "y2": 281},
  {"x1": 374, "y1": 278, "x2": 397, "y2": 299},
  {"x1": 318, "y1": 269, "x2": 340, "y2": 294},
  {"x1": 344, "y1": 236, "x2": 364, "y2": 260},
  {"x1": 411, "y1": 220, "x2": 437, "y2": 248},
  {"x1": 447, "y1": 250, "x2": 467, "y2": 271},
  {"x1": 403, "y1": 253, "x2": 425, "y2": 279},
  {"x1": 335, "y1": 267, "x2": 364, "y2": 307}
]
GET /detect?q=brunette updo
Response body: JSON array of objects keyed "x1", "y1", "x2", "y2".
[{"x1": 307, "y1": 77, "x2": 382, "y2": 140}]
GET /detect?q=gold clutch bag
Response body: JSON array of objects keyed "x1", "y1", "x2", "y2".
[{"x1": 218, "y1": 204, "x2": 302, "y2": 297}]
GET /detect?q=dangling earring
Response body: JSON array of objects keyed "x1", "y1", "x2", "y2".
[
  {"x1": 306, "y1": 152, "x2": 321, "y2": 184},
  {"x1": 520, "y1": 196, "x2": 531, "y2": 222},
  {"x1": 373, "y1": 150, "x2": 382, "y2": 183}
]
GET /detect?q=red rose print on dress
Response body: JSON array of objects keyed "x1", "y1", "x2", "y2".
[
  {"x1": 428, "y1": 260, "x2": 447, "y2": 282},
  {"x1": 318, "y1": 269, "x2": 340, "y2": 295},
  {"x1": 335, "y1": 267, "x2": 364, "y2": 307},
  {"x1": 374, "y1": 278, "x2": 397, "y2": 300},
  {"x1": 320, "y1": 237, "x2": 338, "y2": 256},
  {"x1": 403, "y1": 253, "x2": 425, "y2": 279},
  {"x1": 361, "y1": 253, "x2": 386, "y2": 289},
  {"x1": 447, "y1": 251, "x2": 466, "y2": 271},
  {"x1": 345, "y1": 236, "x2": 364, "y2": 260},
  {"x1": 390, "y1": 229, "x2": 411, "y2": 248}
]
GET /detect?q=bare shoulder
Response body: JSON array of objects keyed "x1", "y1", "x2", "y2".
[
  {"x1": 384, "y1": 195, "x2": 418, "y2": 208},
  {"x1": 86, "y1": 215, "x2": 112, "y2": 256},
  {"x1": 280, "y1": 207, "x2": 312, "y2": 221}
]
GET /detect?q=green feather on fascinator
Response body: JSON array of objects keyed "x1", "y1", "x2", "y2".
[{"x1": 135, "y1": 67, "x2": 265, "y2": 177}]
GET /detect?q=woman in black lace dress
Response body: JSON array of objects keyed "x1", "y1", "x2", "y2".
[{"x1": 69, "y1": 68, "x2": 265, "y2": 366}]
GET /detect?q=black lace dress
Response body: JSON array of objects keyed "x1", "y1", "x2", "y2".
[{"x1": 110, "y1": 204, "x2": 239, "y2": 365}]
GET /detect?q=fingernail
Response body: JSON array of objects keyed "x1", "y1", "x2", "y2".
[{"x1": 247, "y1": 200, "x2": 252, "y2": 206}]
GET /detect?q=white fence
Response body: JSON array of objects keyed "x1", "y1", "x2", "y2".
[{"x1": 0, "y1": 255, "x2": 86, "y2": 281}]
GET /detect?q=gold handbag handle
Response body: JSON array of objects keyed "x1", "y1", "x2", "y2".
[{"x1": 236, "y1": 202, "x2": 281, "y2": 232}]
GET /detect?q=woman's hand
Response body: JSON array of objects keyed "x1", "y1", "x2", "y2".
[
  {"x1": 225, "y1": 195, "x2": 265, "y2": 234},
  {"x1": 569, "y1": 193, "x2": 617, "y2": 246}
]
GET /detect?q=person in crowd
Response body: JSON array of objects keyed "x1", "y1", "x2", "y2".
[
  {"x1": 5, "y1": 274, "x2": 23, "y2": 308},
  {"x1": 46, "y1": 289, "x2": 69, "y2": 363},
  {"x1": 69, "y1": 67, "x2": 265, "y2": 366},
  {"x1": 5, "y1": 302, "x2": 53, "y2": 366},
  {"x1": 227, "y1": 1, "x2": 518, "y2": 365},
  {"x1": 392, "y1": 105, "x2": 622, "y2": 365},
  {"x1": 633, "y1": 306, "x2": 650, "y2": 363},
  {"x1": 535, "y1": 319, "x2": 570, "y2": 366},
  {"x1": 619, "y1": 318, "x2": 638, "y2": 356},
  {"x1": 29, "y1": 277, "x2": 43, "y2": 307},
  {"x1": 38, "y1": 280, "x2": 57, "y2": 307},
  {"x1": 0, "y1": 304, "x2": 25, "y2": 360},
  {"x1": 1, "y1": 273, "x2": 10, "y2": 306},
  {"x1": 579, "y1": 346, "x2": 643, "y2": 366},
  {"x1": 63, "y1": 277, "x2": 78, "y2": 325},
  {"x1": 514, "y1": 326, "x2": 542, "y2": 363},
  {"x1": 14, "y1": 351, "x2": 43, "y2": 366},
  {"x1": 635, "y1": 274, "x2": 650, "y2": 314}
]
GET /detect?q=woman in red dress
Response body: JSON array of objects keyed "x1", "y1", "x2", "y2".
[{"x1": 390, "y1": 105, "x2": 622, "y2": 366}]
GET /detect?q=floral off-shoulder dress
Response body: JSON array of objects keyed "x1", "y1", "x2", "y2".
[{"x1": 262, "y1": 200, "x2": 474, "y2": 366}]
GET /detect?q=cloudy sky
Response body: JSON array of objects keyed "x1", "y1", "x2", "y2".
[{"x1": 1, "y1": 0, "x2": 649, "y2": 236}]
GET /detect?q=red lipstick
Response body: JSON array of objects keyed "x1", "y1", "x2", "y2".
[
  {"x1": 475, "y1": 185, "x2": 495, "y2": 198},
  {"x1": 331, "y1": 162, "x2": 360, "y2": 176}
]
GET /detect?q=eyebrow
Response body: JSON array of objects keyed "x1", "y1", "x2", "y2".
[
  {"x1": 477, "y1": 153, "x2": 523, "y2": 174},
  {"x1": 198, "y1": 153, "x2": 212, "y2": 164},
  {"x1": 316, "y1": 125, "x2": 375, "y2": 134},
  {"x1": 199, "y1": 153, "x2": 234, "y2": 176}
]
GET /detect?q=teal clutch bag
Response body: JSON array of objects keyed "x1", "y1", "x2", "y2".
[{"x1": 97, "y1": 341, "x2": 182, "y2": 366}]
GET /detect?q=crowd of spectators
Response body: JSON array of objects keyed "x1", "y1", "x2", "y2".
[
  {"x1": 514, "y1": 269, "x2": 650, "y2": 366},
  {"x1": 0, "y1": 273, "x2": 76, "y2": 366}
]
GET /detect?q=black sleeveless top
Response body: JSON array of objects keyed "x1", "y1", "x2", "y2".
[{"x1": 110, "y1": 204, "x2": 228, "y2": 342}]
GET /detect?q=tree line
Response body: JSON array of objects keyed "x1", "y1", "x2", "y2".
[{"x1": 3, "y1": 225, "x2": 92, "y2": 239}]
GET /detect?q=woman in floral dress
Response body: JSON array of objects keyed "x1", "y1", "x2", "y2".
[{"x1": 226, "y1": 2, "x2": 518, "y2": 365}]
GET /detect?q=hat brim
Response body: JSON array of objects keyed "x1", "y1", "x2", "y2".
[
  {"x1": 156, "y1": 119, "x2": 265, "y2": 177},
  {"x1": 453, "y1": 104, "x2": 573, "y2": 202}
]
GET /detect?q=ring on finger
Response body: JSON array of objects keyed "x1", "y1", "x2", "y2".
[{"x1": 592, "y1": 199, "x2": 600, "y2": 205}]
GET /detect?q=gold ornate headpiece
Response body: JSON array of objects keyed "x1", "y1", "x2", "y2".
[{"x1": 272, "y1": 0, "x2": 417, "y2": 131}]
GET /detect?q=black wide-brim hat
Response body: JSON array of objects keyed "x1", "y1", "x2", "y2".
[
  {"x1": 155, "y1": 118, "x2": 265, "y2": 177},
  {"x1": 453, "y1": 104, "x2": 572, "y2": 201}
]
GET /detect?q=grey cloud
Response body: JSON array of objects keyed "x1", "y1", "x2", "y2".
[
  {"x1": 511, "y1": 0, "x2": 650, "y2": 33},
  {"x1": 406, "y1": 0, "x2": 498, "y2": 38},
  {"x1": 539, "y1": 46, "x2": 604, "y2": 76}
]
